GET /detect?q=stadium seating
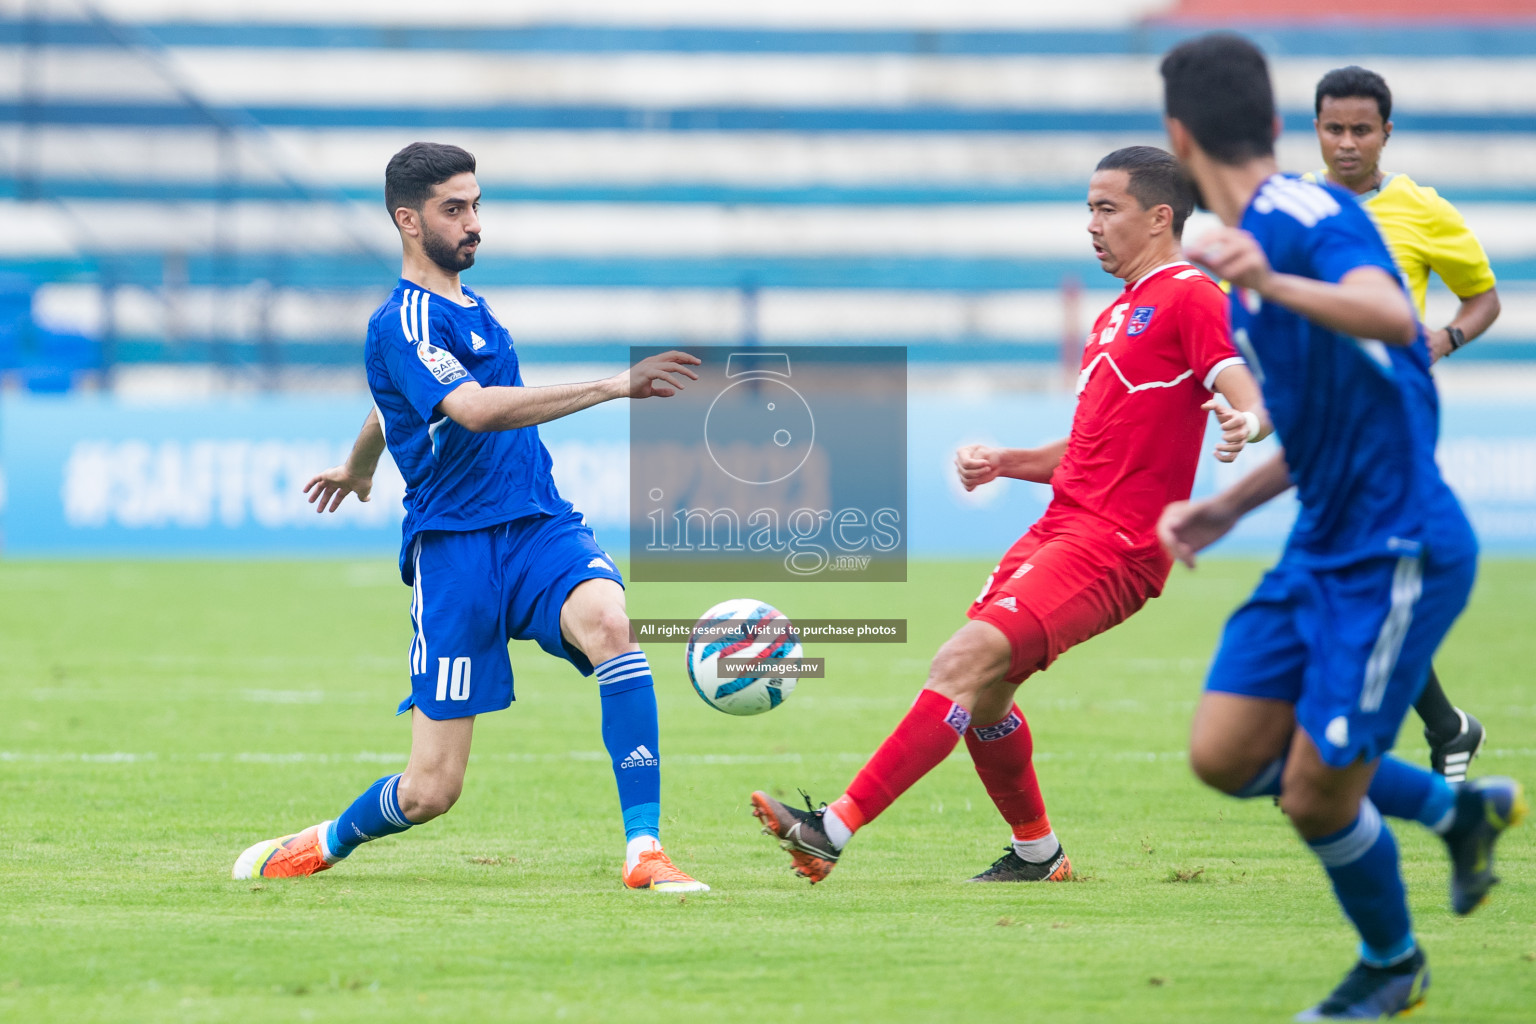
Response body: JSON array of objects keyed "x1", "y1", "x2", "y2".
[{"x1": 2, "y1": 0, "x2": 1535, "y2": 384}]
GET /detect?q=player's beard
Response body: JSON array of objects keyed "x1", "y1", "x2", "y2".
[{"x1": 421, "y1": 224, "x2": 479, "y2": 273}]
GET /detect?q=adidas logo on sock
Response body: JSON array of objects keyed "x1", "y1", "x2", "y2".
[{"x1": 619, "y1": 745, "x2": 658, "y2": 769}]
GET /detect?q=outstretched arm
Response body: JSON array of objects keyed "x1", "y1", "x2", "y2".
[
  {"x1": 1191, "y1": 228, "x2": 1418, "y2": 345},
  {"x1": 954, "y1": 438, "x2": 1069, "y2": 490},
  {"x1": 304, "y1": 407, "x2": 386, "y2": 513},
  {"x1": 1158, "y1": 450, "x2": 1294, "y2": 568},
  {"x1": 437, "y1": 350, "x2": 701, "y2": 433}
]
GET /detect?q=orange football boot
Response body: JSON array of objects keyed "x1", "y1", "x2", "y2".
[
  {"x1": 231, "y1": 821, "x2": 334, "y2": 880},
  {"x1": 623, "y1": 848, "x2": 710, "y2": 892},
  {"x1": 751, "y1": 791, "x2": 840, "y2": 883}
]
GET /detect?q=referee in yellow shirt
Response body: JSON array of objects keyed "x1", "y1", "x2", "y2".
[{"x1": 1308, "y1": 65, "x2": 1499, "y2": 781}]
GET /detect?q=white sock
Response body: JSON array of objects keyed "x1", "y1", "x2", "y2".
[
  {"x1": 1012, "y1": 831, "x2": 1059, "y2": 863},
  {"x1": 317, "y1": 820, "x2": 339, "y2": 865},
  {"x1": 625, "y1": 835, "x2": 661, "y2": 873},
  {"x1": 822, "y1": 805, "x2": 853, "y2": 851}
]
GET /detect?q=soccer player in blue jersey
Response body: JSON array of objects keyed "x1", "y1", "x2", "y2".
[
  {"x1": 231, "y1": 142, "x2": 709, "y2": 892},
  {"x1": 1156, "y1": 35, "x2": 1524, "y2": 1021}
]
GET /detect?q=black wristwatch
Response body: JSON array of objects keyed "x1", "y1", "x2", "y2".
[{"x1": 1445, "y1": 325, "x2": 1468, "y2": 353}]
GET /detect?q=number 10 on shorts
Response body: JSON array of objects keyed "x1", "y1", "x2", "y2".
[{"x1": 435, "y1": 657, "x2": 472, "y2": 701}]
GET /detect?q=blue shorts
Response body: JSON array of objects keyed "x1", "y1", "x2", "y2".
[
  {"x1": 398, "y1": 511, "x2": 625, "y2": 720},
  {"x1": 1205, "y1": 552, "x2": 1475, "y2": 768}
]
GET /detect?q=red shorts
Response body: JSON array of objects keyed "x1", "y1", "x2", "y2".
[{"x1": 968, "y1": 512, "x2": 1171, "y2": 683}]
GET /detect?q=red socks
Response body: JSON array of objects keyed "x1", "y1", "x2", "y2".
[
  {"x1": 838, "y1": 688, "x2": 973, "y2": 828},
  {"x1": 834, "y1": 695, "x2": 1051, "y2": 846},
  {"x1": 964, "y1": 704, "x2": 1050, "y2": 841}
]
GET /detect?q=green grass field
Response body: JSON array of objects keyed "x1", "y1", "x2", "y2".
[{"x1": 1, "y1": 558, "x2": 1532, "y2": 1023}]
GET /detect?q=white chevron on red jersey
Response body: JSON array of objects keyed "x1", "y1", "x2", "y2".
[{"x1": 1050, "y1": 261, "x2": 1242, "y2": 552}]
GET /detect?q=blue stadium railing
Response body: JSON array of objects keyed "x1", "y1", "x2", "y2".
[
  {"x1": 3, "y1": 19, "x2": 1535, "y2": 56},
  {"x1": 9, "y1": 179, "x2": 1536, "y2": 206},
  {"x1": 4, "y1": 102, "x2": 1535, "y2": 134}
]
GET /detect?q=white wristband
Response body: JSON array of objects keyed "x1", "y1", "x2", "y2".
[{"x1": 1240, "y1": 410, "x2": 1262, "y2": 443}]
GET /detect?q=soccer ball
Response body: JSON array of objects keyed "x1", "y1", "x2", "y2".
[{"x1": 686, "y1": 598, "x2": 803, "y2": 715}]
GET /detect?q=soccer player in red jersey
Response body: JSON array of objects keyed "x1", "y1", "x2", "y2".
[{"x1": 752, "y1": 146, "x2": 1272, "y2": 883}]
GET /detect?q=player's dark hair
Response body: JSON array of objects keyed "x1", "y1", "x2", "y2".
[
  {"x1": 1160, "y1": 33, "x2": 1275, "y2": 166},
  {"x1": 1095, "y1": 146, "x2": 1196, "y2": 237},
  {"x1": 1315, "y1": 65, "x2": 1392, "y2": 123},
  {"x1": 384, "y1": 142, "x2": 477, "y2": 225}
]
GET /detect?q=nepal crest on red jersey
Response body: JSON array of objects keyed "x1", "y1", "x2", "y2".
[{"x1": 1127, "y1": 306, "x2": 1156, "y2": 336}]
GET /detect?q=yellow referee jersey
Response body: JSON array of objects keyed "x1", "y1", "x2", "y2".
[{"x1": 1305, "y1": 170, "x2": 1497, "y2": 318}]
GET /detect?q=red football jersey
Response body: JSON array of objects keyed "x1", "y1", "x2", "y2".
[{"x1": 1049, "y1": 261, "x2": 1242, "y2": 552}]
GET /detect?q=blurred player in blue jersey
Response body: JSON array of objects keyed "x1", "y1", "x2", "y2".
[
  {"x1": 231, "y1": 142, "x2": 709, "y2": 893},
  {"x1": 1157, "y1": 35, "x2": 1523, "y2": 1021}
]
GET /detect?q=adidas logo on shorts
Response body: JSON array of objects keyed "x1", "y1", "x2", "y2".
[
  {"x1": 619, "y1": 745, "x2": 658, "y2": 770},
  {"x1": 996, "y1": 595, "x2": 1018, "y2": 612},
  {"x1": 588, "y1": 557, "x2": 612, "y2": 570}
]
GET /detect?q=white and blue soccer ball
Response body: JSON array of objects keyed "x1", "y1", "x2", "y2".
[{"x1": 686, "y1": 598, "x2": 803, "y2": 716}]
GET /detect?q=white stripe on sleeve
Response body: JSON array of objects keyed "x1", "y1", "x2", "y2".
[
  {"x1": 1203, "y1": 355, "x2": 1247, "y2": 392},
  {"x1": 399, "y1": 291, "x2": 416, "y2": 343}
]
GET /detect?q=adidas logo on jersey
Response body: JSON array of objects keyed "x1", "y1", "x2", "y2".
[
  {"x1": 619, "y1": 745, "x2": 658, "y2": 770},
  {"x1": 1010, "y1": 564, "x2": 1033, "y2": 579},
  {"x1": 471, "y1": 331, "x2": 486, "y2": 351},
  {"x1": 587, "y1": 557, "x2": 611, "y2": 570},
  {"x1": 996, "y1": 595, "x2": 1018, "y2": 612}
]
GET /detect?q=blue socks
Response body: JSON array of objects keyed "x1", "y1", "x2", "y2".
[
  {"x1": 1235, "y1": 756, "x2": 1286, "y2": 798},
  {"x1": 1230, "y1": 758, "x2": 1439, "y2": 968},
  {"x1": 595, "y1": 651, "x2": 662, "y2": 842},
  {"x1": 1367, "y1": 756, "x2": 1458, "y2": 833},
  {"x1": 1234, "y1": 754, "x2": 1459, "y2": 834},
  {"x1": 1307, "y1": 800, "x2": 1417, "y2": 967},
  {"x1": 326, "y1": 773, "x2": 414, "y2": 861},
  {"x1": 317, "y1": 652, "x2": 663, "y2": 865}
]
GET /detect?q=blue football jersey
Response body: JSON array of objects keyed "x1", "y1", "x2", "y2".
[
  {"x1": 1231, "y1": 175, "x2": 1474, "y2": 568},
  {"x1": 365, "y1": 279, "x2": 572, "y2": 581}
]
